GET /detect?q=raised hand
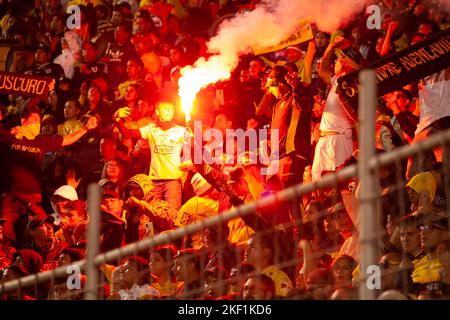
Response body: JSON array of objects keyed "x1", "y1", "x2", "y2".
[
  {"x1": 113, "y1": 107, "x2": 131, "y2": 121},
  {"x1": 66, "y1": 169, "x2": 81, "y2": 189},
  {"x1": 126, "y1": 196, "x2": 141, "y2": 208},
  {"x1": 85, "y1": 115, "x2": 99, "y2": 130}
]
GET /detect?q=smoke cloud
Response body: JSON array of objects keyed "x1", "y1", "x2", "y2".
[
  {"x1": 435, "y1": 0, "x2": 450, "y2": 12},
  {"x1": 177, "y1": 0, "x2": 370, "y2": 110}
]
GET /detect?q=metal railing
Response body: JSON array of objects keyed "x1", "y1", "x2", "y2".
[{"x1": 2, "y1": 70, "x2": 450, "y2": 299}]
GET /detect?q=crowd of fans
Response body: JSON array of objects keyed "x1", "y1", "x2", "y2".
[{"x1": 0, "y1": 0, "x2": 450, "y2": 300}]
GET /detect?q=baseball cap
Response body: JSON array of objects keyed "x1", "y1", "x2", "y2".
[
  {"x1": 395, "y1": 87, "x2": 413, "y2": 101},
  {"x1": 98, "y1": 179, "x2": 117, "y2": 192},
  {"x1": 0, "y1": 218, "x2": 7, "y2": 225},
  {"x1": 102, "y1": 189, "x2": 121, "y2": 199},
  {"x1": 52, "y1": 185, "x2": 78, "y2": 201},
  {"x1": 27, "y1": 215, "x2": 55, "y2": 231},
  {"x1": 36, "y1": 43, "x2": 50, "y2": 53}
]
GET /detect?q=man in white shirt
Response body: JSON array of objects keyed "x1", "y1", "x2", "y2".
[{"x1": 311, "y1": 39, "x2": 361, "y2": 181}]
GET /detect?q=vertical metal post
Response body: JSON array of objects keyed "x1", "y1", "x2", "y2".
[
  {"x1": 358, "y1": 69, "x2": 380, "y2": 300},
  {"x1": 85, "y1": 183, "x2": 101, "y2": 300}
]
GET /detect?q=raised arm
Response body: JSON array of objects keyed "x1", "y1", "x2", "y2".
[
  {"x1": 303, "y1": 40, "x2": 316, "y2": 84},
  {"x1": 113, "y1": 107, "x2": 142, "y2": 139},
  {"x1": 318, "y1": 43, "x2": 336, "y2": 85},
  {"x1": 62, "y1": 116, "x2": 98, "y2": 147},
  {"x1": 380, "y1": 21, "x2": 398, "y2": 57},
  {"x1": 319, "y1": 36, "x2": 345, "y2": 85}
]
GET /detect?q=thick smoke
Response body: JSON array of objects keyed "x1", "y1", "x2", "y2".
[
  {"x1": 208, "y1": 0, "x2": 371, "y2": 69},
  {"x1": 179, "y1": 0, "x2": 370, "y2": 104},
  {"x1": 178, "y1": 0, "x2": 446, "y2": 107}
]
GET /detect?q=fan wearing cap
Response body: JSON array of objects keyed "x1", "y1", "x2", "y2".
[
  {"x1": 99, "y1": 189, "x2": 127, "y2": 252},
  {"x1": 186, "y1": 149, "x2": 255, "y2": 248},
  {"x1": 26, "y1": 215, "x2": 68, "y2": 272},
  {"x1": 411, "y1": 214, "x2": 450, "y2": 297},
  {"x1": 173, "y1": 172, "x2": 219, "y2": 247},
  {"x1": 29, "y1": 43, "x2": 65, "y2": 83},
  {"x1": 49, "y1": 184, "x2": 79, "y2": 225},
  {"x1": 189, "y1": 149, "x2": 290, "y2": 248},
  {"x1": 263, "y1": 65, "x2": 314, "y2": 188},
  {"x1": 311, "y1": 36, "x2": 361, "y2": 182}
]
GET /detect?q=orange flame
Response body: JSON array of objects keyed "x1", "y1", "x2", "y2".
[{"x1": 178, "y1": 56, "x2": 233, "y2": 122}]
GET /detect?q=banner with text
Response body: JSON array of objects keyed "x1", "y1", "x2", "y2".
[
  {"x1": 253, "y1": 18, "x2": 314, "y2": 55},
  {"x1": 337, "y1": 28, "x2": 450, "y2": 112},
  {"x1": 0, "y1": 71, "x2": 54, "y2": 99}
]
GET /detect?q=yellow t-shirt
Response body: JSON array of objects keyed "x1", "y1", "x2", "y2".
[
  {"x1": 411, "y1": 255, "x2": 443, "y2": 284},
  {"x1": 57, "y1": 119, "x2": 83, "y2": 136},
  {"x1": 174, "y1": 196, "x2": 219, "y2": 248},
  {"x1": 174, "y1": 196, "x2": 219, "y2": 227}
]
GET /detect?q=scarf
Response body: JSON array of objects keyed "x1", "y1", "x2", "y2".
[
  {"x1": 157, "y1": 119, "x2": 175, "y2": 131},
  {"x1": 13, "y1": 123, "x2": 41, "y2": 140}
]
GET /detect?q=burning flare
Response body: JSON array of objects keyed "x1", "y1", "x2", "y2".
[
  {"x1": 178, "y1": 56, "x2": 232, "y2": 122},
  {"x1": 177, "y1": 0, "x2": 372, "y2": 117}
]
